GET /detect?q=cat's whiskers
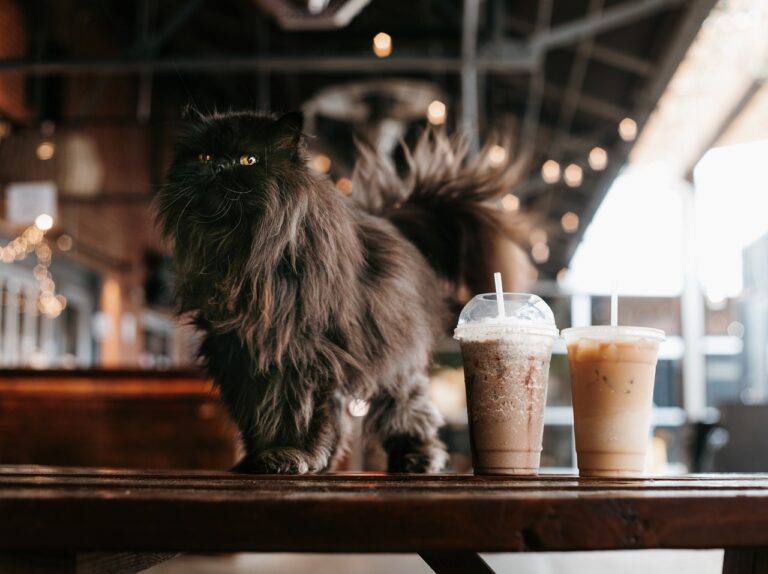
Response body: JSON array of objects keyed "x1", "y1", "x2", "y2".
[
  {"x1": 174, "y1": 194, "x2": 198, "y2": 239},
  {"x1": 221, "y1": 184, "x2": 253, "y2": 196},
  {"x1": 214, "y1": 201, "x2": 244, "y2": 248},
  {"x1": 157, "y1": 187, "x2": 194, "y2": 211},
  {"x1": 191, "y1": 201, "x2": 232, "y2": 224}
]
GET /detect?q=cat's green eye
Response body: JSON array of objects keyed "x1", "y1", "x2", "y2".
[
  {"x1": 239, "y1": 154, "x2": 258, "y2": 167},
  {"x1": 198, "y1": 153, "x2": 212, "y2": 163}
]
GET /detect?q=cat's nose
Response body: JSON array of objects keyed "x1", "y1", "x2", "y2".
[{"x1": 213, "y1": 159, "x2": 229, "y2": 173}]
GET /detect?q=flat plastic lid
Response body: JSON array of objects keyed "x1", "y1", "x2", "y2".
[
  {"x1": 561, "y1": 325, "x2": 665, "y2": 343},
  {"x1": 453, "y1": 293, "x2": 558, "y2": 340}
]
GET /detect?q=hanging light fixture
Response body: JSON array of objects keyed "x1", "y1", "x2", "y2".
[
  {"x1": 488, "y1": 145, "x2": 507, "y2": 167},
  {"x1": 564, "y1": 164, "x2": 583, "y2": 188},
  {"x1": 372, "y1": 32, "x2": 392, "y2": 58},
  {"x1": 588, "y1": 147, "x2": 608, "y2": 171},
  {"x1": 541, "y1": 160, "x2": 561, "y2": 184},
  {"x1": 501, "y1": 193, "x2": 519, "y2": 212},
  {"x1": 427, "y1": 100, "x2": 447, "y2": 125},
  {"x1": 561, "y1": 211, "x2": 580, "y2": 233},
  {"x1": 531, "y1": 243, "x2": 550, "y2": 264},
  {"x1": 619, "y1": 117, "x2": 638, "y2": 141}
]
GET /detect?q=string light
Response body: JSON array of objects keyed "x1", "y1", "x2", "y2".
[
  {"x1": 531, "y1": 242, "x2": 549, "y2": 264},
  {"x1": 588, "y1": 146, "x2": 608, "y2": 171},
  {"x1": 35, "y1": 213, "x2": 54, "y2": 231},
  {"x1": 0, "y1": 215, "x2": 66, "y2": 318},
  {"x1": 372, "y1": 32, "x2": 392, "y2": 58},
  {"x1": 56, "y1": 234, "x2": 73, "y2": 251},
  {"x1": 561, "y1": 211, "x2": 580, "y2": 233},
  {"x1": 488, "y1": 145, "x2": 507, "y2": 167},
  {"x1": 427, "y1": 100, "x2": 447, "y2": 125},
  {"x1": 619, "y1": 117, "x2": 638, "y2": 141},
  {"x1": 336, "y1": 177, "x2": 353, "y2": 195},
  {"x1": 311, "y1": 154, "x2": 332, "y2": 174},
  {"x1": 501, "y1": 193, "x2": 519, "y2": 212},
  {"x1": 564, "y1": 164, "x2": 583, "y2": 188},
  {"x1": 541, "y1": 160, "x2": 561, "y2": 184},
  {"x1": 36, "y1": 141, "x2": 55, "y2": 161}
]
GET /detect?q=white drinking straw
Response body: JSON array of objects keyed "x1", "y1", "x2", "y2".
[
  {"x1": 610, "y1": 279, "x2": 618, "y2": 327},
  {"x1": 494, "y1": 272, "x2": 505, "y2": 319}
]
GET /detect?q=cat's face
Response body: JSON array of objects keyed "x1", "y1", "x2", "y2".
[{"x1": 160, "y1": 111, "x2": 304, "y2": 235}]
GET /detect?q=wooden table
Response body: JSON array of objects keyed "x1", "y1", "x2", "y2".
[{"x1": 0, "y1": 466, "x2": 766, "y2": 574}]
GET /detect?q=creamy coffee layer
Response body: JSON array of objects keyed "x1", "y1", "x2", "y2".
[{"x1": 565, "y1": 330, "x2": 662, "y2": 478}]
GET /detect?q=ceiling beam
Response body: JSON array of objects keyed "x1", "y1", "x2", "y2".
[
  {"x1": 72, "y1": 0, "x2": 206, "y2": 124},
  {"x1": 489, "y1": 14, "x2": 656, "y2": 77},
  {"x1": 0, "y1": 53, "x2": 538, "y2": 75},
  {"x1": 1, "y1": 0, "x2": 685, "y2": 78},
  {"x1": 549, "y1": 0, "x2": 606, "y2": 161},
  {"x1": 541, "y1": 82, "x2": 626, "y2": 122},
  {"x1": 531, "y1": 0, "x2": 685, "y2": 52},
  {"x1": 562, "y1": 0, "x2": 720, "y2": 264},
  {"x1": 590, "y1": 44, "x2": 654, "y2": 77},
  {"x1": 684, "y1": 77, "x2": 765, "y2": 181},
  {"x1": 518, "y1": 0, "x2": 553, "y2": 171},
  {"x1": 461, "y1": 0, "x2": 481, "y2": 154}
]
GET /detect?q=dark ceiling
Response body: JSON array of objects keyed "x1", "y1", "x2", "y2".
[{"x1": 0, "y1": 0, "x2": 718, "y2": 277}]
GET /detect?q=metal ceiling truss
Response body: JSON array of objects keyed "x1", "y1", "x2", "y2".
[{"x1": 0, "y1": 0, "x2": 689, "y2": 76}]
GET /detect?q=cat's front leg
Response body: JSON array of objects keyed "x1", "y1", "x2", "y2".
[{"x1": 234, "y1": 390, "x2": 343, "y2": 475}]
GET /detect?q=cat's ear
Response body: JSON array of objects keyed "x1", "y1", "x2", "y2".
[{"x1": 273, "y1": 112, "x2": 304, "y2": 150}]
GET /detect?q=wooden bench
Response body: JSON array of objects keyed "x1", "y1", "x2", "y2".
[{"x1": 0, "y1": 466, "x2": 766, "y2": 573}]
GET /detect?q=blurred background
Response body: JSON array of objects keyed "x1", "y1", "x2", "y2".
[
  {"x1": 4, "y1": 0, "x2": 767, "y2": 571},
  {"x1": 0, "y1": 0, "x2": 767, "y2": 526}
]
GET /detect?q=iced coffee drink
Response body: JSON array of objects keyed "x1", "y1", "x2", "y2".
[
  {"x1": 562, "y1": 326, "x2": 665, "y2": 478},
  {"x1": 455, "y1": 294, "x2": 558, "y2": 475}
]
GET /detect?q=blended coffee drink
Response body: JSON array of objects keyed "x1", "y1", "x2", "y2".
[
  {"x1": 562, "y1": 326, "x2": 665, "y2": 478},
  {"x1": 454, "y1": 293, "x2": 558, "y2": 475}
]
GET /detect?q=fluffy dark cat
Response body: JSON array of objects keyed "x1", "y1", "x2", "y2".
[{"x1": 155, "y1": 109, "x2": 522, "y2": 474}]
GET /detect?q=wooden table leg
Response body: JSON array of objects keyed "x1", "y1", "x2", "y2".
[
  {"x1": 722, "y1": 548, "x2": 768, "y2": 574},
  {"x1": 419, "y1": 551, "x2": 496, "y2": 574}
]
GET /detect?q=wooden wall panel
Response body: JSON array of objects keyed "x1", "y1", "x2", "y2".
[{"x1": 0, "y1": 0, "x2": 30, "y2": 121}]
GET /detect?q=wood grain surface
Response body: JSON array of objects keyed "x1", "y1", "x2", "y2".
[{"x1": 0, "y1": 466, "x2": 767, "y2": 553}]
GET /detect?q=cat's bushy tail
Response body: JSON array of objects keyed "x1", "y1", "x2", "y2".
[{"x1": 352, "y1": 128, "x2": 528, "y2": 296}]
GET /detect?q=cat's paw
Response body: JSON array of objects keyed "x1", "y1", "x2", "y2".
[
  {"x1": 385, "y1": 435, "x2": 449, "y2": 473},
  {"x1": 234, "y1": 448, "x2": 319, "y2": 475}
]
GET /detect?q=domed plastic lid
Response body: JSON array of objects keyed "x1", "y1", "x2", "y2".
[
  {"x1": 561, "y1": 325, "x2": 665, "y2": 343},
  {"x1": 453, "y1": 293, "x2": 559, "y2": 341}
]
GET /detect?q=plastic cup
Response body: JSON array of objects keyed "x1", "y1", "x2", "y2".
[
  {"x1": 454, "y1": 293, "x2": 558, "y2": 475},
  {"x1": 562, "y1": 326, "x2": 665, "y2": 478}
]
